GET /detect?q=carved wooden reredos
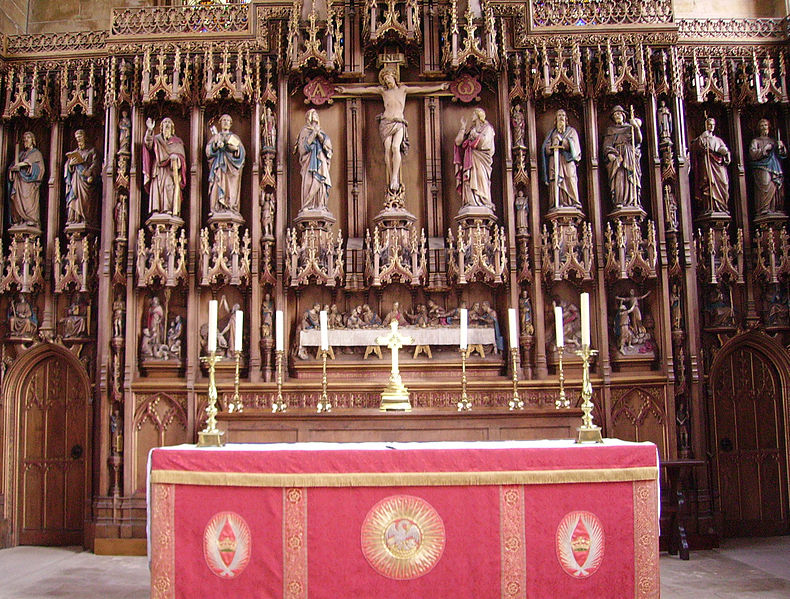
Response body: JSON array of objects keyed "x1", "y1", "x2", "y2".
[{"x1": 0, "y1": 0, "x2": 790, "y2": 541}]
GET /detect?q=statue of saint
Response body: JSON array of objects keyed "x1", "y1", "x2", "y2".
[
  {"x1": 511, "y1": 104, "x2": 526, "y2": 149},
  {"x1": 748, "y1": 118, "x2": 787, "y2": 215},
  {"x1": 454, "y1": 107, "x2": 496, "y2": 211},
  {"x1": 143, "y1": 117, "x2": 187, "y2": 217},
  {"x1": 515, "y1": 190, "x2": 529, "y2": 230},
  {"x1": 8, "y1": 294, "x2": 38, "y2": 337},
  {"x1": 541, "y1": 109, "x2": 582, "y2": 210},
  {"x1": 112, "y1": 297, "x2": 125, "y2": 339},
  {"x1": 657, "y1": 100, "x2": 672, "y2": 143},
  {"x1": 64, "y1": 129, "x2": 101, "y2": 227},
  {"x1": 338, "y1": 67, "x2": 447, "y2": 198},
  {"x1": 60, "y1": 298, "x2": 87, "y2": 339},
  {"x1": 118, "y1": 110, "x2": 131, "y2": 154},
  {"x1": 206, "y1": 114, "x2": 246, "y2": 217},
  {"x1": 518, "y1": 289, "x2": 533, "y2": 335},
  {"x1": 690, "y1": 117, "x2": 731, "y2": 215},
  {"x1": 296, "y1": 109, "x2": 333, "y2": 212},
  {"x1": 114, "y1": 192, "x2": 128, "y2": 239},
  {"x1": 261, "y1": 293, "x2": 274, "y2": 339},
  {"x1": 603, "y1": 105, "x2": 643, "y2": 209},
  {"x1": 144, "y1": 296, "x2": 165, "y2": 349},
  {"x1": 7, "y1": 131, "x2": 45, "y2": 230}
]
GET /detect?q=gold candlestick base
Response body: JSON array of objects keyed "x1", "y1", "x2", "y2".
[
  {"x1": 272, "y1": 349, "x2": 287, "y2": 413},
  {"x1": 457, "y1": 348, "x2": 472, "y2": 411},
  {"x1": 509, "y1": 347, "x2": 524, "y2": 410},
  {"x1": 198, "y1": 352, "x2": 225, "y2": 447},
  {"x1": 228, "y1": 350, "x2": 243, "y2": 413},
  {"x1": 317, "y1": 349, "x2": 332, "y2": 413},
  {"x1": 555, "y1": 345, "x2": 569, "y2": 409},
  {"x1": 574, "y1": 344, "x2": 603, "y2": 444}
]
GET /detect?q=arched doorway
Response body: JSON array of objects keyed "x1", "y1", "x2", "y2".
[
  {"x1": 3, "y1": 345, "x2": 91, "y2": 546},
  {"x1": 709, "y1": 337, "x2": 789, "y2": 537}
]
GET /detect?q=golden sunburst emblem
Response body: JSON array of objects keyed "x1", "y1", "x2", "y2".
[{"x1": 361, "y1": 495, "x2": 445, "y2": 580}]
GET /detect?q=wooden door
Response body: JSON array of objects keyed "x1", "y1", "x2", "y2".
[
  {"x1": 711, "y1": 346, "x2": 789, "y2": 536},
  {"x1": 16, "y1": 354, "x2": 89, "y2": 545}
]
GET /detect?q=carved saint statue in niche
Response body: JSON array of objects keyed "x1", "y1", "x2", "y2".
[
  {"x1": 518, "y1": 289, "x2": 533, "y2": 336},
  {"x1": 657, "y1": 99, "x2": 672, "y2": 143},
  {"x1": 690, "y1": 117, "x2": 731, "y2": 215},
  {"x1": 8, "y1": 293, "x2": 38, "y2": 338},
  {"x1": 551, "y1": 296, "x2": 581, "y2": 348},
  {"x1": 8, "y1": 131, "x2": 45, "y2": 232},
  {"x1": 542, "y1": 109, "x2": 582, "y2": 210},
  {"x1": 143, "y1": 117, "x2": 187, "y2": 218},
  {"x1": 144, "y1": 295, "x2": 165, "y2": 351},
  {"x1": 748, "y1": 118, "x2": 787, "y2": 216},
  {"x1": 114, "y1": 192, "x2": 128, "y2": 239},
  {"x1": 118, "y1": 109, "x2": 131, "y2": 155},
  {"x1": 515, "y1": 190, "x2": 529, "y2": 231},
  {"x1": 166, "y1": 315, "x2": 183, "y2": 359},
  {"x1": 262, "y1": 105, "x2": 277, "y2": 150},
  {"x1": 64, "y1": 129, "x2": 101, "y2": 228},
  {"x1": 261, "y1": 293, "x2": 274, "y2": 339},
  {"x1": 112, "y1": 297, "x2": 125, "y2": 339},
  {"x1": 206, "y1": 113, "x2": 246, "y2": 218},
  {"x1": 511, "y1": 104, "x2": 526, "y2": 149},
  {"x1": 218, "y1": 296, "x2": 241, "y2": 358},
  {"x1": 603, "y1": 105, "x2": 643, "y2": 210},
  {"x1": 337, "y1": 67, "x2": 447, "y2": 202},
  {"x1": 296, "y1": 109, "x2": 333, "y2": 213},
  {"x1": 60, "y1": 297, "x2": 87, "y2": 339},
  {"x1": 454, "y1": 107, "x2": 496, "y2": 213}
]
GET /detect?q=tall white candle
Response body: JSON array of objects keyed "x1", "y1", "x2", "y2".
[
  {"x1": 234, "y1": 310, "x2": 243, "y2": 352},
  {"x1": 460, "y1": 308, "x2": 468, "y2": 349},
  {"x1": 320, "y1": 310, "x2": 329, "y2": 350},
  {"x1": 207, "y1": 300, "x2": 218, "y2": 353},
  {"x1": 580, "y1": 292, "x2": 591, "y2": 346},
  {"x1": 275, "y1": 310, "x2": 284, "y2": 352},
  {"x1": 508, "y1": 308, "x2": 518, "y2": 349},
  {"x1": 554, "y1": 306, "x2": 564, "y2": 347}
]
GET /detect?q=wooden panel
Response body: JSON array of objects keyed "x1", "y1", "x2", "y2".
[{"x1": 218, "y1": 409, "x2": 583, "y2": 444}]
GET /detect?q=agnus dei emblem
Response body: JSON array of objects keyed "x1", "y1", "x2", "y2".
[
  {"x1": 203, "y1": 512, "x2": 252, "y2": 579},
  {"x1": 361, "y1": 495, "x2": 445, "y2": 580},
  {"x1": 556, "y1": 511, "x2": 605, "y2": 578}
]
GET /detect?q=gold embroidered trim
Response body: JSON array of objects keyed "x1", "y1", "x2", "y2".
[{"x1": 150, "y1": 466, "x2": 657, "y2": 487}]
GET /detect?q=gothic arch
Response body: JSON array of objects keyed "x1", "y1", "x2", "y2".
[{"x1": 1, "y1": 343, "x2": 92, "y2": 546}]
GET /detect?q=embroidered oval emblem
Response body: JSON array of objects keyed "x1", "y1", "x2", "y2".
[
  {"x1": 556, "y1": 511, "x2": 605, "y2": 578},
  {"x1": 203, "y1": 511, "x2": 251, "y2": 579},
  {"x1": 361, "y1": 495, "x2": 445, "y2": 580}
]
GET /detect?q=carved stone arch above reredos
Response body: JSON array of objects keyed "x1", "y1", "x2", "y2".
[
  {"x1": 610, "y1": 385, "x2": 668, "y2": 457},
  {"x1": 132, "y1": 392, "x2": 188, "y2": 494},
  {"x1": 1, "y1": 342, "x2": 92, "y2": 547}
]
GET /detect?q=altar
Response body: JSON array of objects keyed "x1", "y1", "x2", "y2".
[{"x1": 148, "y1": 440, "x2": 659, "y2": 598}]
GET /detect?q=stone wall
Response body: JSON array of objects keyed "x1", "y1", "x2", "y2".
[
  {"x1": 26, "y1": 0, "x2": 149, "y2": 34},
  {"x1": 0, "y1": 0, "x2": 28, "y2": 35},
  {"x1": 674, "y1": 0, "x2": 786, "y2": 18}
]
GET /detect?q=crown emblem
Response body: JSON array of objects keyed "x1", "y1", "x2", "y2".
[
  {"x1": 571, "y1": 536, "x2": 591, "y2": 552},
  {"x1": 217, "y1": 536, "x2": 237, "y2": 553}
]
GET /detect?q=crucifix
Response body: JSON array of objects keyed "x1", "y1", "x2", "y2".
[{"x1": 375, "y1": 319, "x2": 415, "y2": 411}]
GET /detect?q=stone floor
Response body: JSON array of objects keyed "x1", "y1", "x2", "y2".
[{"x1": 0, "y1": 536, "x2": 788, "y2": 598}]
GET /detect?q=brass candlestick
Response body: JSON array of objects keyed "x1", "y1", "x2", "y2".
[
  {"x1": 198, "y1": 351, "x2": 224, "y2": 447},
  {"x1": 509, "y1": 347, "x2": 524, "y2": 410},
  {"x1": 556, "y1": 345, "x2": 569, "y2": 409},
  {"x1": 228, "y1": 350, "x2": 243, "y2": 413},
  {"x1": 317, "y1": 349, "x2": 331, "y2": 413},
  {"x1": 574, "y1": 344, "x2": 603, "y2": 443},
  {"x1": 272, "y1": 349, "x2": 287, "y2": 413},
  {"x1": 457, "y1": 347, "x2": 472, "y2": 411}
]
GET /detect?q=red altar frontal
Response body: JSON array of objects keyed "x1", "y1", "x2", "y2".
[{"x1": 148, "y1": 440, "x2": 660, "y2": 599}]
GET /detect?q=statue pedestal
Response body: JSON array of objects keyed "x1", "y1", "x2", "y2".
[
  {"x1": 373, "y1": 203, "x2": 416, "y2": 230},
  {"x1": 207, "y1": 210, "x2": 245, "y2": 228},
  {"x1": 146, "y1": 212, "x2": 184, "y2": 230},
  {"x1": 294, "y1": 208, "x2": 336, "y2": 230},
  {"x1": 608, "y1": 205, "x2": 646, "y2": 222},
  {"x1": 754, "y1": 211, "x2": 787, "y2": 231},
  {"x1": 453, "y1": 205, "x2": 498, "y2": 229},
  {"x1": 8, "y1": 223, "x2": 42, "y2": 237},
  {"x1": 542, "y1": 206, "x2": 593, "y2": 283}
]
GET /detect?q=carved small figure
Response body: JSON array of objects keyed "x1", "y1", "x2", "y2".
[
  {"x1": 261, "y1": 293, "x2": 274, "y2": 339},
  {"x1": 664, "y1": 184, "x2": 678, "y2": 230},
  {"x1": 616, "y1": 289, "x2": 651, "y2": 337},
  {"x1": 670, "y1": 283, "x2": 683, "y2": 331},
  {"x1": 60, "y1": 298, "x2": 87, "y2": 339},
  {"x1": 8, "y1": 131, "x2": 45, "y2": 230},
  {"x1": 515, "y1": 190, "x2": 529, "y2": 231},
  {"x1": 518, "y1": 289, "x2": 533, "y2": 335},
  {"x1": 112, "y1": 297, "x2": 125, "y2": 339},
  {"x1": 542, "y1": 109, "x2": 582, "y2": 210},
  {"x1": 218, "y1": 297, "x2": 241, "y2": 358},
  {"x1": 296, "y1": 109, "x2": 333, "y2": 212},
  {"x1": 206, "y1": 114, "x2": 246, "y2": 217},
  {"x1": 748, "y1": 118, "x2": 787, "y2": 215},
  {"x1": 8, "y1": 294, "x2": 38, "y2": 338},
  {"x1": 691, "y1": 117, "x2": 731, "y2": 215},
  {"x1": 167, "y1": 315, "x2": 183, "y2": 359},
  {"x1": 705, "y1": 285, "x2": 735, "y2": 328},
  {"x1": 262, "y1": 105, "x2": 277, "y2": 150},
  {"x1": 603, "y1": 105, "x2": 642, "y2": 209},
  {"x1": 361, "y1": 304, "x2": 382, "y2": 327},
  {"x1": 114, "y1": 192, "x2": 128, "y2": 239},
  {"x1": 383, "y1": 301, "x2": 408, "y2": 326},
  {"x1": 454, "y1": 107, "x2": 496, "y2": 212},
  {"x1": 143, "y1": 117, "x2": 188, "y2": 217},
  {"x1": 657, "y1": 99, "x2": 672, "y2": 143},
  {"x1": 302, "y1": 303, "x2": 321, "y2": 330},
  {"x1": 511, "y1": 104, "x2": 526, "y2": 150},
  {"x1": 144, "y1": 296, "x2": 165, "y2": 349},
  {"x1": 64, "y1": 129, "x2": 101, "y2": 227},
  {"x1": 261, "y1": 191, "x2": 275, "y2": 238},
  {"x1": 118, "y1": 109, "x2": 131, "y2": 155}
]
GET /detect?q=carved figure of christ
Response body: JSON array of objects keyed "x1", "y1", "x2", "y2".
[{"x1": 337, "y1": 70, "x2": 448, "y2": 195}]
